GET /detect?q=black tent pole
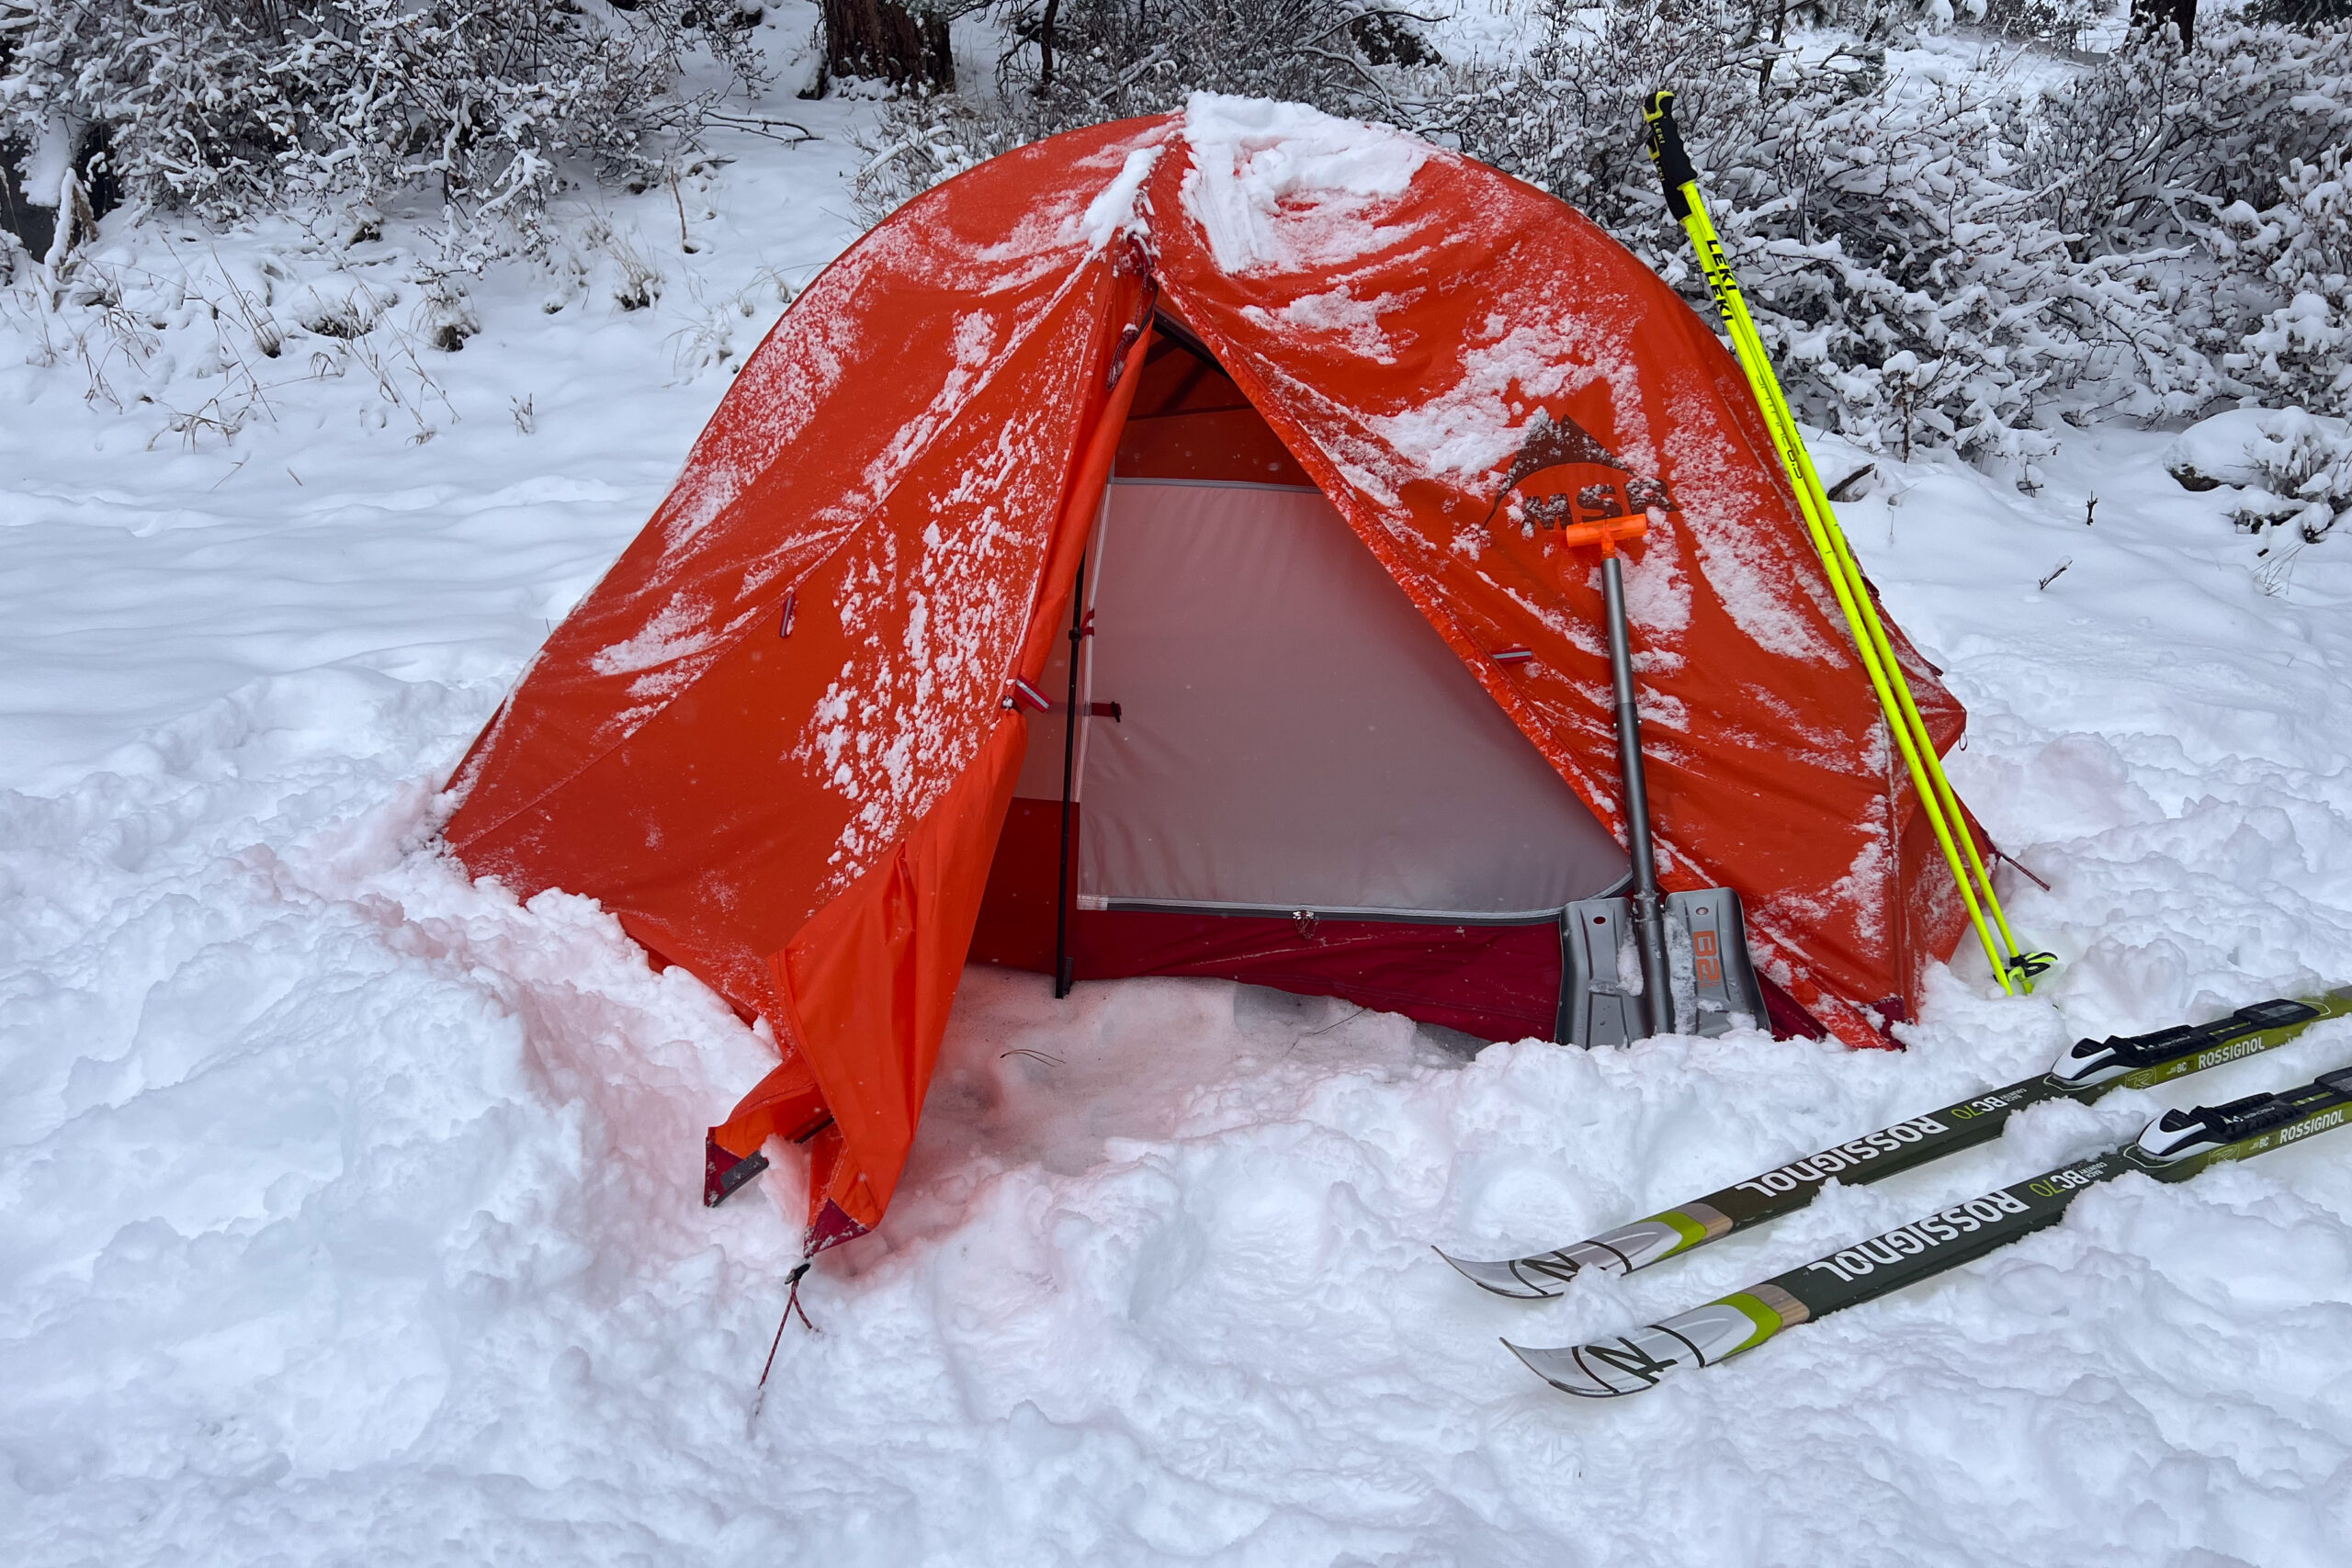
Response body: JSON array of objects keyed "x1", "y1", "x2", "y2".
[{"x1": 1053, "y1": 552, "x2": 1087, "y2": 999}]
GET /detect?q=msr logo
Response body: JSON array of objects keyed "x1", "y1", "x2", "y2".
[{"x1": 1487, "y1": 411, "x2": 1679, "y2": 535}]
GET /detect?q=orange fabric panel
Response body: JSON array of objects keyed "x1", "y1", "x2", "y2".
[
  {"x1": 1013, "y1": 311, "x2": 1157, "y2": 684},
  {"x1": 775, "y1": 310, "x2": 1151, "y2": 1235},
  {"x1": 443, "y1": 123, "x2": 1172, "y2": 846},
  {"x1": 768, "y1": 714, "x2": 1028, "y2": 1233},
  {"x1": 443, "y1": 118, "x2": 1175, "y2": 1248},
  {"x1": 709, "y1": 1051, "x2": 829, "y2": 1160},
  {"x1": 1115, "y1": 333, "x2": 1313, "y2": 485},
  {"x1": 447, "y1": 124, "x2": 1168, "y2": 998}
]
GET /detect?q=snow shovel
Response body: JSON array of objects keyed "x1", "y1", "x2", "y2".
[{"x1": 1553, "y1": 514, "x2": 1765, "y2": 1046}]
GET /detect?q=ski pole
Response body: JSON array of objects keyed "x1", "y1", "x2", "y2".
[{"x1": 1640, "y1": 88, "x2": 2048, "y2": 997}]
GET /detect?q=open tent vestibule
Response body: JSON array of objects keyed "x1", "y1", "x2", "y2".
[{"x1": 970, "y1": 315, "x2": 1634, "y2": 1045}]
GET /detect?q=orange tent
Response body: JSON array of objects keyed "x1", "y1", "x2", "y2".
[{"x1": 444, "y1": 97, "x2": 1976, "y2": 1255}]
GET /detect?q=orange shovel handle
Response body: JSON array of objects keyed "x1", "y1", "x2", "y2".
[{"x1": 1555, "y1": 513, "x2": 1648, "y2": 558}]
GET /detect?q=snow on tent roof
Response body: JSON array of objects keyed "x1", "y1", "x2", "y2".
[{"x1": 442, "y1": 96, "x2": 1981, "y2": 1259}]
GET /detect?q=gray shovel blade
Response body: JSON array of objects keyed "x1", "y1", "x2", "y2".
[
  {"x1": 1667, "y1": 886, "x2": 1765, "y2": 1039},
  {"x1": 1559, "y1": 888, "x2": 1765, "y2": 1046},
  {"x1": 1560, "y1": 897, "x2": 1645, "y2": 1047}
]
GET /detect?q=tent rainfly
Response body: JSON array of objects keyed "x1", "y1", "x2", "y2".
[{"x1": 443, "y1": 96, "x2": 1983, "y2": 1257}]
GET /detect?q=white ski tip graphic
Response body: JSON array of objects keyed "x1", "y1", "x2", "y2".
[
  {"x1": 1433, "y1": 1247, "x2": 1570, "y2": 1298},
  {"x1": 1502, "y1": 1337, "x2": 1652, "y2": 1398},
  {"x1": 1508, "y1": 1299, "x2": 1787, "y2": 1399}
]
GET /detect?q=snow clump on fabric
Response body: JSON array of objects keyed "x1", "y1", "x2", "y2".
[{"x1": 1178, "y1": 94, "x2": 1429, "y2": 276}]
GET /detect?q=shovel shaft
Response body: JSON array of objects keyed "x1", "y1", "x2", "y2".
[{"x1": 1601, "y1": 555, "x2": 1675, "y2": 1036}]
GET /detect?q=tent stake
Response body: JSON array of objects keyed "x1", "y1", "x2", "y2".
[{"x1": 1054, "y1": 552, "x2": 1087, "y2": 999}]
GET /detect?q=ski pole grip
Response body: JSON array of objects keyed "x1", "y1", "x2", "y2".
[{"x1": 1641, "y1": 89, "x2": 1698, "y2": 220}]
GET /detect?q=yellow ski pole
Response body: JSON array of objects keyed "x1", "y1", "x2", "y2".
[{"x1": 1640, "y1": 89, "x2": 2049, "y2": 996}]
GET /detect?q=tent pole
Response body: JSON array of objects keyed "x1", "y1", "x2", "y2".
[{"x1": 1054, "y1": 551, "x2": 1087, "y2": 999}]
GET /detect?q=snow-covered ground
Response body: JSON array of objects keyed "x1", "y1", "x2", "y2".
[{"x1": 10, "y1": 62, "x2": 2352, "y2": 1568}]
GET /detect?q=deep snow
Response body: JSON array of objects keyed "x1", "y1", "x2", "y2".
[{"x1": 9, "y1": 57, "x2": 2352, "y2": 1568}]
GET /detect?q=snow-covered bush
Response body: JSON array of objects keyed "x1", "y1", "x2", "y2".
[
  {"x1": 0, "y1": 0, "x2": 759, "y2": 250},
  {"x1": 2030, "y1": 19, "x2": 2352, "y2": 416},
  {"x1": 2220, "y1": 148, "x2": 2352, "y2": 414},
  {"x1": 990, "y1": 0, "x2": 1440, "y2": 130},
  {"x1": 851, "y1": 92, "x2": 1027, "y2": 226},
  {"x1": 1442, "y1": 2, "x2": 2120, "y2": 464},
  {"x1": 2165, "y1": 406, "x2": 2352, "y2": 541},
  {"x1": 855, "y1": 0, "x2": 1448, "y2": 223}
]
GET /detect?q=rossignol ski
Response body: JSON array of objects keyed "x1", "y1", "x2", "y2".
[
  {"x1": 1440, "y1": 991, "x2": 2352, "y2": 1298},
  {"x1": 1509, "y1": 1063, "x2": 2352, "y2": 1397}
]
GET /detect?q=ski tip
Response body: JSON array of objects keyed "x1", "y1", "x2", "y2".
[
  {"x1": 1434, "y1": 1247, "x2": 1568, "y2": 1299},
  {"x1": 1501, "y1": 1338, "x2": 1642, "y2": 1399}
]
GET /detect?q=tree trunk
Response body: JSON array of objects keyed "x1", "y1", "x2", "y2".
[
  {"x1": 2130, "y1": 0, "x2": 2196, "y2": 48},
  {"x1": 821, "y1": 0, "x2": 955, "y2": 92},
  {"x1": 1038, "y1": 0, "x2": 1061, "y2": 93}
]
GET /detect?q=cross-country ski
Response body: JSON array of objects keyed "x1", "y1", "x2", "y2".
[
  {"x1": 1509, "y1": 1065, "x2": 2352, "y2": 1399},
  {"x1": 1440, "y1": 991, "x2": 2352, "y2": 1297}
]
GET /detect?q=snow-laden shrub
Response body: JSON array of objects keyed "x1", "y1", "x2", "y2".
[
  {"x1": 2166, "y1": 406, "x2": 2352, "y2": 541},
  {"x1": 2029, "y1": 19, "x2": 2352, "y2": 416},
  {"x1": 989, "y1": 0, "x2": 1440, "y2": 130},
  {"x1": 851, "y1": 92, "x2": 1027, "y2": 226},
  {"x1": 855, "y1": 0, "x2": 1448, "y2": 225},
  {"x1": 1442, "y1": 2, "x2": 2119, "y2": 464},
  {"x1": 2219, "y1": 149, "x2": 2352, "y2": 414},
  {"x1": 0, "y1": 0, "x2": 759, "y2": 249}
]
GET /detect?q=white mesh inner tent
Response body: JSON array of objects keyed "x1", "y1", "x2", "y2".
[{"x1": 1062, "y1": 479, "x2": 1629, "y2": 920}]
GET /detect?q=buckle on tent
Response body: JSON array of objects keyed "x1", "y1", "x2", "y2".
[
  {"x1": 1005, "y1": 676, "x2": 1052, "y2": 713},
  {"x1": 1493, "y1": 646, "x2": 1534, "y2": 667}
]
